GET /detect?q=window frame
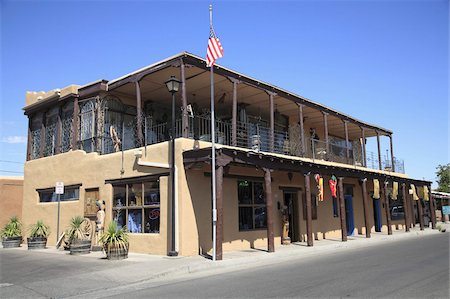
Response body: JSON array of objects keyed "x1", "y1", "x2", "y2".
[
  {"x1": 38, "y1": 185, "x2": 81, "y2": 203},
  {"x1": 238, "y1": 180, "x2": 267, "y2": 231}
]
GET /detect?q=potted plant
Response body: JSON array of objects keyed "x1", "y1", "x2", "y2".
[
  {"x1": 1, "y1": 216, "x2": 22, "y2": 248},
  {"x1": 66, "y1": 216, "x2": 92, "y2": 255},
  {"x1": 100, "y1": 221, "x2": 129, "y2": 260},
  {"x1": 27, "y1": 220, "x2": 50, "y2": 249}
]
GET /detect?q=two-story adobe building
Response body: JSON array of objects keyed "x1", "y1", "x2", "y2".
[{"x1": 22, "y1": 52, "x2": 436, "y2": 259}]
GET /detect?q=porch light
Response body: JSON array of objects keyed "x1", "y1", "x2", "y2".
[{"x1": 165, "y1": 76, "x2": 181, "y2": 94}]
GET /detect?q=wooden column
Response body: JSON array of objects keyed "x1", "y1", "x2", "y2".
[
  {"x1": 383, "y1": 182, "x2": 392, "y2": 235},
  {"x1": 376, "y1": 131, "x2": 382, "y2": 170},
  {"x1": 231, "y1": 79, "x2": 238, "y2": 146},
  {"x1": 344, "y1": 120, "x2": 350, "y2": 162},
  {"x1": 298, "y1": 104, "x2": 305, "y2": 156},
  {"x1": 410, "y1": 191, "x2": 416, "y2": 228},
  {"x1": 429, "y1": 187, "x2": 436, "y2": 229},
  {"x1": 304, "y1": 173, "x2": 313, "y2": 246},
  {"x1": 26, "y1": 116, "x2": 32, "y2": 161},
  {"x1": 361, "y1": 127, "x2": 367, "y2": 167},
  {"x1": 268, "y1": 92, "x2": 275, "y2": 152},
  {"x1": 401, "y1": 183, "x2": 410, "y2": 232},
  {"x1": 338, "y1": 177, "x2": 347, "y2": 241},
  {"x1": 135, "y1": 80, "x2": 143, "y2": 146},
  {"x1": 55, "y1": 106, "x2": 62, "y2": 155},
  {"x1": 180, "y1": 60, "x2": 189, "y2": 138},
  {"x1": 323, "y1": 112, "x2": 329, "y2": 159},
  {"x1": 361, "y1": 178, "x2": 371, "y2": 238},
  {"x1": 39, "y1": 113, "x2": 46, "y2": 158},
  {"x1": 215, "y1": 164, "x2": 223, "y2": 260},
  {"x1": 72, "y1": 98, "x2": 79, "y2": 150},
  {"x1": 389, "y1": 134, "x2": 395, "y2": 172},
  {"x1": 264, "y1": 168, "x2": 275, "y2": 252},
  {"x1": 417, "y1": 196, "x2": 424, "y2": 230}
]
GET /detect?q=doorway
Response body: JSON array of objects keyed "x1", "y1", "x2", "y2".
[
  {"x1": 344, "y1": 185, "x2": 355, "y2": 236},
  {"x1": 84, "y1": 188, "x2": 99, "y2": 221},
  {"x1": 283, "y1": 191, "x2": 300, "y2": 242}
]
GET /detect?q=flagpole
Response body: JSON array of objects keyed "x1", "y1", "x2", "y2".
[{"x1": 209, "y1": 4, "x2": 217, "y2": 262}]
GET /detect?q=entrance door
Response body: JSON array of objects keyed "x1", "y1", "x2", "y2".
[
  {"x1": 283, "y1": 192, "x2": 299, "y2": 242},
  {"x1": 345, "y1": 195, "x2": 355, "y2": 236},
  {"x1": 84, "y1": 188, "x2": 99, "y2": 220},
  {"x1": 373, "y1": 199, "x2": 382, "y2": 232}
]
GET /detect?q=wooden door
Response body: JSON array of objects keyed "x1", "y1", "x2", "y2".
[{"x1": 85, "y1": 188, "x2": 99, "y2": 219}]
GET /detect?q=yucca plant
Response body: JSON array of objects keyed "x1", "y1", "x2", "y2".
[
  {"x1": 66, "y1": 216, "x2": 90, "y2": 242},
  {"x1": 29, "y1": 220, "x2": 50, "y2": 238},
  {"x1": 1, "y1": 216, "x2": 22, "y2": 238},
  {"x1": 99, "y1": 221, "x2": 129, "y2": 260}
]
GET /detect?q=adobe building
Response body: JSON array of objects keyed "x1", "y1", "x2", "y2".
[
  {"x1": 0, "y1": 177, "x2": 24, "y2": 228},
  {"x1": 22, "y1": 52, "x2": 436, "y2": 258}
]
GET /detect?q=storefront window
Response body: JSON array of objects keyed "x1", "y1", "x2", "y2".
[
  {"x1": 238, "y1": 180, "x2": 266, "y2": 230},
  {"x1": 112, "y1": 180, "x2": 160, "y2": 234}
]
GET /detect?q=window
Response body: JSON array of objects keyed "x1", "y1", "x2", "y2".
[
  {"x1": 238, "y1": 180, "x2": 266, "y2": 230},
  {"x1": 112, "y1": 180, "x2": 160, "y2": 233},
  {"x1": 44, "y1": 107, "x2": 58, "y2": 157},
  {"x1": 39, "y1": 186, "x2": 80, "y2": 203},
  {"x1": 60, "y1": 102, "x2": 73, "y2": 153},
  {"x1": 79, "y1": 99, "x2": 96, "y2": 153},
  {"x1": 30, "y1": 114, "x2": 43, "y2": 160},
  {"x1": 302, "y1": 194, "x2": 318, "y2": 220}
]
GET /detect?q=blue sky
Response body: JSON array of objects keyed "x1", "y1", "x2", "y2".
[{"x1": 1, "y1": 0, "x2": 448, "y2": 186}]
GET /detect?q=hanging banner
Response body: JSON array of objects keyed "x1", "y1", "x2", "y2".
[
  {"x1": 410, "y1": 184, "x2": 419, "y2": 201},
  {"x1": 373, "y1": 179, "x2": 380, "y2": 199},
  {"x1": 329, "y1": 175, "x2": 337, "y2": 198},
  {"x1": 423, "y1": 186, "x2": 430, "y2": 201},
  {"x1": 315, "y1": 174, "x2": 324, "y2": 202},
  {"x1": 392, "y1": 182, "x2": 398, "y2": 200}
]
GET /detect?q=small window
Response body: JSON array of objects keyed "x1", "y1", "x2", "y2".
[
  {"x1": 112, "y1": 180, "x2": 160, "y2": 234},
  {"x1": 39, "y1": 186, "x2": 80, "y2": 203},
  {"x1": 238, "y1": 180, "x2": 267, "y2": 231}
]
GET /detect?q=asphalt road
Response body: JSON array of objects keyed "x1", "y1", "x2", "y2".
[
  {"x1": 109, "y1": 233, "x2": 449, "y2": 299},
  {"x1": 0, "y1": 233, "x2": 448, "y2": 298}
]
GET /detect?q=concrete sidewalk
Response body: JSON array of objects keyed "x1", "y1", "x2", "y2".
[{"x1": 1, "y1": 223, "x2": 449, "y2": 299}]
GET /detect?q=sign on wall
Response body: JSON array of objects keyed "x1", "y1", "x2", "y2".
[{"x1": 55, "y1": 182, "x2": 64, "y2": 194}]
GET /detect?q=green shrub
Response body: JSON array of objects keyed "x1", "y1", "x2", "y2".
[
  {"x1": 66, "y1": 216, "x2": 90, "y2": 241},
  {"x1": 1, "y1": 216, "x2": 22, "y2": 238},
  {"x1": 29, "y1": 220, "x2": 50, "y2": 238},
  {"x1": 99, "y1": 221, "x2": 129, "y2": 255}
]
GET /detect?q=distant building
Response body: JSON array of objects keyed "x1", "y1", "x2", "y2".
[{"x1": 21, "y1": 52, "x2": 436, "y2": 258}]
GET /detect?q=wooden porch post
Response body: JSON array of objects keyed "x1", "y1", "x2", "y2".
[
  {"x1": 361, "y1": 178, "x2": 371, "y2": 238},
  {"x1": 215, "y1": 164, "x2": 223, "y2": 260},
  {"x1": 298, "y1": 104, "x2": 305, "y2": 156},
  {"x1": 40, "y1": 112, "x2": 46, "y2": 158},
  {"x1": 383, "y1": 181, "x2": 392, "y2": 235},
  {"x1": 389, "y1": 134, "x2": 395, "y2": 172},
  {"x1": 268, "y1": 92, "x2": 275, "y2": 152},
  {"x1": 401, "y1": 183, "x2": 410, "y2": 232},
  {"x1": 72, "y1": 98, "x2": 79, "y2": 150},
  {"x1": 304, "y1": 173, "x2": 313, "y2": 246},
  {"x1": 231, "y1": 78, "x2": 238, "y2": 146},
  {"x1": 429, "y1": 186, "x2": 436, "y2": 229},
  {"x1": 135, "y1": 80, "x2": 144, "y2": 146},
  {"x1": 264, "y1": 168, "x2": 275, "y2": 252},
  {"x1": 376, "y1": 131, "x2": 382, "y2": 170},
  {"x1": 26, "y1": 116, "x2": 32, "y2": 161},
  {"x1": 417, "y1": 196, "x2": 424, "y2": 231},
  {"x1": 344, "y1": 120, "x2": 350, "y2": 163},
  {"x1": 410, "y1": 191, "x2": 416, "y2": 228},
  {"x1": 338, "y1": 177, "x2": 347, "y2": 241},
  {"x1": 180, "y1": 59, "x2": 189, "y2": 138},
  {"x1": 361, "y1": 127, "x2": 366, "y2": 167},
  {"x1": 323, "y1": 112, "x2": 329, "y2": 159}
]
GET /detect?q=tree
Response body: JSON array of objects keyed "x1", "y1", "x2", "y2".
[{"x1": 436, "y1": 164, "x2": 450, "y2": 192}]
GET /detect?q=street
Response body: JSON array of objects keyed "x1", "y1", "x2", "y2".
[{"x1": 0, "y1": 233, "x2": 448, "y2": 298}]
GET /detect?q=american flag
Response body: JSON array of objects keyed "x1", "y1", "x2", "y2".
[{"x1": 206, "y1": 26, "x2": 224, "y2": 67}]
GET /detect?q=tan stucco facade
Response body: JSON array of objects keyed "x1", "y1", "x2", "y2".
[{"x1": 0, "y1": 177, "x2": 24, "y2": 229}]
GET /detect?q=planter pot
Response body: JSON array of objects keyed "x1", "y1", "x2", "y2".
[
  {"x1": 27, "y1": 237, "x2": 47, "y2": 250},
  {"x1": 70, "y1": 239, "x2": 91, "y2": 255},
  {"x1": 2, "y1": 236, "x2": 22, "y2": 248},
  {"x1": 104, "y1": 244, "x2": 129, "y2": 260}
]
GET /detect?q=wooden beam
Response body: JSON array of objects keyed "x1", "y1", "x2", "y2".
[
  {"x1": 410, "y1": 192, "x2": 416, "y2": 228},
  {"x1": 383, "y1": 181, "x2": 392, "y2": 235},
  {"x1": 417, "y1": 197, "x2": 424, "y2": 230},
  {"x1": 135, "y1": 80, "x2": 143, "y2": 146},
  {"x1": 298, "y1": 104, "x2": 305, "y2": 156},
  {"x1": 323, "y1": 112, "x2": 329, "y2": 160},
  {"x1": 389, "y1": 135, "x2": 395, "y2": 172},
  {"x1": 72, "y1": 98, "x2": 79, "y2": 150},
  {"x1": 215, "y1": 164, "x2": 224, "y2": 260},
  {"x1": 232, "y1": 79, "x2": 238, "y2": 146},
  {"x1": 264, "y1": 168, "x2": 275, "y2": 252},
  {"x1": 180, "y1": 59, "x2": 189, "y2": 138},
  {"x1": 338, "y1": 177, "x2": 347, "y2": 241},
  {"x1": 361, "y1": 178, "x2": 371, "y2": 238},
  {"x1": 269, "y1": 92, "x2": 275, "y2": 152},
  {"x1": 304, "y1": 173, "x2": 313, "y2": 246},
  {"x1": 376, "y1": 131, "x2": 382, "y2": 170},
  {"x1": 401, "y1": 183, "x2": 410, "y2": 232},
  {"x1": 429, "y1": 187, "x2": 436, "y2": 229}
]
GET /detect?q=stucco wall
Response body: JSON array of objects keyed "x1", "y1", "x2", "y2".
[{"x1": 0, "y1": 177, "x2": 24, "y2": 229}]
